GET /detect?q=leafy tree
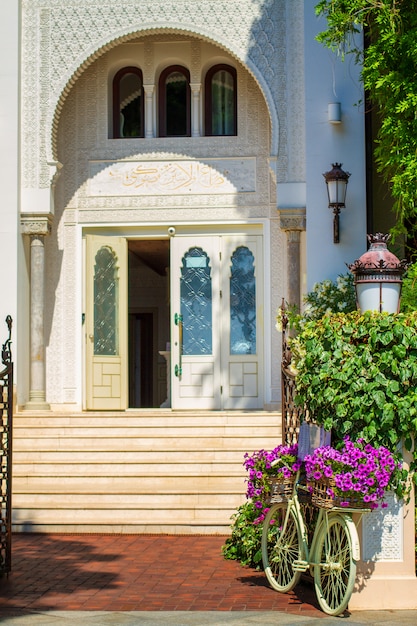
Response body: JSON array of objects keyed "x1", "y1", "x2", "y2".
[{"x1": 315, "y1": 1, "x2": 417, "y2": 243}]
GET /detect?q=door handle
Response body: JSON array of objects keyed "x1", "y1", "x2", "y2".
[{"x1": 174, "y1": 313, "x2": 183, "y2": 378}]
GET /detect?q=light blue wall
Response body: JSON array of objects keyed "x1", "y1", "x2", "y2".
[{"x1": 304, "y1": 3, "x2": 367, "y2": 290}]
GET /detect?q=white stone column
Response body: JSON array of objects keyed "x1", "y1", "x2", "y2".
[
  {"x1": 21, "y1": 216, "x2": 52, "y2": 410},
  {"x1": 190, "y1": 83, "x2": 201, "y2": 137},
  {"x1": 279, "y1": 208, "x2": 306, "y2": 312},
  {"x1": 143, "y1": 84, "x2": 155, "y2": 138}
]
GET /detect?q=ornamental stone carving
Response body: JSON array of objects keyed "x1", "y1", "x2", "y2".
[
  {"x1": 88, "y1": 159, "x2": 257, "y2": 196},
  {"x1": 279, "y1": 208, "x2": 306, "y2": 232},
  {"x1": 20, "y1": 0, "x2": 301, "y2": 190},
  {"x1": 21, "y1": 215, "x2": 53, "y2": 236}
]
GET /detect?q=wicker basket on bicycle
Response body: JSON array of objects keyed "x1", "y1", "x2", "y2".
[
  {"x1": 267, "y1": 476, "x2": 295, "y2": 504},
  {"x1": 267, "y1": 474, "x2": 312, "y2": 505},
  {"x1": 308, "y1": 477, "x2": 365, "y2": 510}
]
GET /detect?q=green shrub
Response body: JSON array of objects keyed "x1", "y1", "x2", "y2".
[
  {"x1": 291, "y1": 310, "x2": 417, "y2": 500},
  {"x1": 222, "y1": 501, "x2": 263, "y2": 568}
]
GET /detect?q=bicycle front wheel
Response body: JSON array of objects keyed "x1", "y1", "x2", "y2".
[
  {"x1": 313, "y1": 514, "x2": 357, "y2": 616},
  {"x1": 261, "y1": 501, "x2": 303, "y2": 593}
]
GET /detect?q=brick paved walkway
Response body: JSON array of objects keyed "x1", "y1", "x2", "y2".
[{"x1": 0, "y1": 534, "x2": 322, "y2": 615}]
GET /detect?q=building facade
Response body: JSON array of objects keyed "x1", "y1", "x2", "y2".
[
  {"x1": 4, "y1": 5, "x2": 417, "y2": 608},
  {"x1": 0, "y1": 0, "x2": 367, "y2": 413}
]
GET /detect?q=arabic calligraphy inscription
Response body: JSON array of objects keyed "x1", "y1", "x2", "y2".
[{"x1": 89, "y1": 159, "x2": 256, "y2": 196}]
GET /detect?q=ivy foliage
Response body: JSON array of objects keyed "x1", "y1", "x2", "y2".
[
  {"x1": 291, "y1": 310, "x2": 417, "y2": 498},
  {"x1": 315, "y1": 1, "x2": 417, "y2": 240}
]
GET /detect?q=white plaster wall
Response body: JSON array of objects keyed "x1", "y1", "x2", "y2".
[
  {"x1": 0, "y1": 2, "x2": 21, "y2": 389},
  {"x1": 304, "y1": 3, "x2": 367, "y2": 290}
]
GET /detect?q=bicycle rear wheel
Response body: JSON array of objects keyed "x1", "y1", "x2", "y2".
[
  {"x1": 313, "y1": 514, "x2": 357, "y2": 616},
  {"x1": 261, "y1": 501, "x2": 303, "y2": 592}
]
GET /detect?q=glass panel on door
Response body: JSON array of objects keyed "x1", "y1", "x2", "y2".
[
  {"x1": 94, "y1": 246, "x2": 118, "y2": 355},
  {"x1": 181, "y1": 247, "x2": 212, "y2": 355},
  {"x1": 230, "y1": 246, "x2": 256, "y2": 355}
]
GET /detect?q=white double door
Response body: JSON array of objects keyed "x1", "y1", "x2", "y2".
[
  {"x1": 170, "y1": 234, "x2": 263, "y2": 410},
  {"x1": 85, "y1": 232, "x2": 263, "y2": 410}
]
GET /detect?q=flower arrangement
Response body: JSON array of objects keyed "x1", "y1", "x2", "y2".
[
  {"x1": 303, "y1": 436, "x2": 399, "y2": 509},
  {"x1": 243, "y1": 443, "x2": 301, "y2": 524}
]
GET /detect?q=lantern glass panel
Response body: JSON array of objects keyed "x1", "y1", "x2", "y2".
[
  {"x1": 356, "y1": 281, "x2": 401, "y2": 313},
  {"x1": 327, "y1": 179, "x2": 346, "y2": 206}
]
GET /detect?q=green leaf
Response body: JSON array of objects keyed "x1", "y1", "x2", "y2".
[
  {"x1": 336, "y1": 402, "x2": 348, "y2": 417},
  {"x1": 372, "y1": 390, "x2": 386, "y2": 408}
]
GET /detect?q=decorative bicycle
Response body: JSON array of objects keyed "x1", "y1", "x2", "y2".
[{"x1": 261, "y1": 470, "x2": 369, "y2": 616}]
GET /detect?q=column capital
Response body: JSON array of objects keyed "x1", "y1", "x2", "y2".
[
  {"x1": 287, "y1": 230, "x2": 301, "y2": 243},
  {"x1": 278, "y1": 207, "x2": 306, "y2": 232},
  {"x1": 20, "y1": 214, "x2": 53, "y2": 237}
]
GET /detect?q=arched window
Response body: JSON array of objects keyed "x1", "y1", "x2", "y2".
[
  {"x1": 112, "y1": 67, "x2": 144, "y2": 138},
  {"x1": 205, "y1": 64, "x2": 237, "y2": 136},
  {"x1": 158, "y1": 65, "x2": 191, "y2": 137}
]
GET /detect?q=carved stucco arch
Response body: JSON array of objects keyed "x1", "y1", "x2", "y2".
[{"x1": 47, "y1": 25, "x2": 279, "y2": 166}]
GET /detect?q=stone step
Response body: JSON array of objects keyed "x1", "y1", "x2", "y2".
[
  {"x1": 14, "y1": 411, "x2": 280, "y2": 428},
  {"x1": 13, "y1": 474, "x2": 247, "y2": 493},
  {"x1": 13, "y1": 425, "x2": 279, "y2": 438},
  {"x1": 13, "y1": 492, "x2": 244, "y2": 508},
  {"x1": 14, "y1": 463, "x2": 247, "y2": 476},
  {"x1": 12, "y1": 508, "x2": 236, "y2": 524},
  {"x1": 13, "y1": 449, "x2": 250, "y2": 463},
  {"x1": 14, "y1": 436, "x2": 277, "y2": 451},
  {"x1": 12, "y1": 410, "x2": 281, "y2": 533}
]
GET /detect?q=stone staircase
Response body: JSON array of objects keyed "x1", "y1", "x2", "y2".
[{"x1": 12, "y1": 410, "x2": 282, "y2": 534}]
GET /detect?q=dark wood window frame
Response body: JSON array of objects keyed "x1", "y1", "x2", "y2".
[
  {"x1": 204, "y1": 64, "x2": 237, "y2": 137},
  {"x1": 158, "y1": 65, "x2": 191, "y2": 137},
  {"x1": 112, "y1": 66, "x2": 144, "y2": 139}
]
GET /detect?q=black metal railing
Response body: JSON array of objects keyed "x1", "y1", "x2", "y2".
[
  {"x1": 0, "y1": 316, "x2": 13, "y2": 575},
  {"x1": 281, "y1": 301, "x2": 307, "y2": 445}
]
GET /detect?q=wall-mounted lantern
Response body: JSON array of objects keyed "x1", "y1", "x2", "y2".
[
  {"x1": 347, "y1": 233, "x2": 407, "y2": 313},
  {"x1": 323, "y1": 163, "x2": 350, "y2": 243},
  {"x1": 328, "y1": 102, "x2": 342, "y2": 124}
]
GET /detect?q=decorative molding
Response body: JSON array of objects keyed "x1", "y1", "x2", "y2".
[
  {"x1": 279, "y1": 207, "x2": 306, "y2": 231},
  {"x1": 20, "y1": 214, "x2": 53, "y2": 236},
  {"x1": 362, "y1": 494, "x2": 403, "y2": 561},
  {"x1": 285, "y1": 0, "x2": 305, "y2": 181}
]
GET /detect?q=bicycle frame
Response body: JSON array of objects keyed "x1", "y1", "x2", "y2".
[{"x1": 277, "y1": 472, "x2": 362, "y2": 573}]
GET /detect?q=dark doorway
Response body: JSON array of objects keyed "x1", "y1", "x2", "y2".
[
  {"x1": 128, "y1": 239, "x2": 170, "y2": 408},
  {"x1": 129, "y1": 312, "x2": 154, "y2": 408}
]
